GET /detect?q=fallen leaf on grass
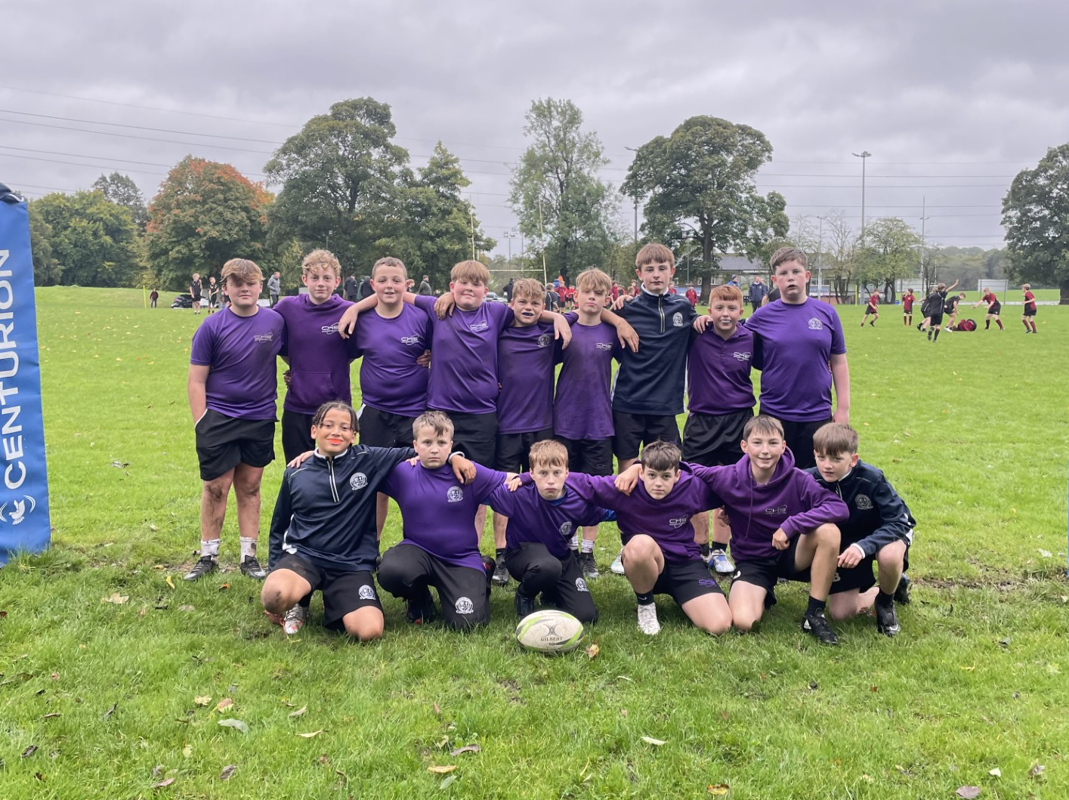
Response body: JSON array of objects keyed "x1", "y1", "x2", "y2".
[
  {"x1": 297, "y1": 730, "x2": 324, "y2": 738},
  {"x1": 440, "y1": 774, "x2": 457, "y2": 789},
  {"x1": 449, "y1": 745, "x2": 481, "y2": 756},
  {"x1": 178, "y1": 605, "x2": 195, "y2": 612},
  {"x1": 220, "y1": 765, "x2": 238, "y2": 781},
  {"x1": 21, "y1": 745, "x2": 38, "y2": 758},
  {"x1": 288, "y1": 705, "x2": 307, "y2": 718},
  {"x1": 428, "y1": 765, "x2": 456, "y2": 774},
  {"x1": 959, "y1": 665, "x2": 975, "y2": 672},
  {"x1": 217, "y1": 719, "x2": 249, "y2": 734},
  {"x1": 152, "y1": 778, "x2": 175, "y2": 789},
  {"x1": 1038, "y1": 549, "x2": 1052, "y2": 558},
  {"x1": 219, "y1": 583, "x2": 230, "y2": 591},
  {"x1": 989, "y1": 768, "x2": 1001, "y2": 777},
  {"x1": 433, "y1": 702, "x2": 441, "y2": 716},
  {"x1": 102, "y1": 593, "x2": 129, "y2": 605},
  {"x1": 110, "y1": 461, "x2": 130, "y2": 469},
  {"x1": 1029, "y1": 764, "x2": 1045, "y2": 779},
  {"x1": 182, "y1": 744, "x2": 192, "y2": 759},
  {"x1": 165, "y1": 575, "x2": 175, "y2": 590},
  {"x1": 641, "y1": 736, "x2": 666, "y2": 746},
  {"x1": 956, "y1": 787, "x2": 981, "y2": 799},
  {"x1": 585, "y1": 643, "x2": 600, "y2": 659},
  {"x1": 102, "y1": 702, "x2": 117, "y2": 720},
  {"x1": 194, "y1": 696, "x2": 211, "y2": 707},
  {"x1": 42, "y1": 713, "x2": 61, "y2": 719},
  {"x1": 214, "y1": 698, "x2": 233, "y2": 713},
  {"x1": 707, "y1": 785, "x2": 729, "y2": 796}
]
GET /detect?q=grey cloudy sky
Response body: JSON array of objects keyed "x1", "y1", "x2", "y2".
[{"x1": 4, "y1": 0, "x2": 1067, "y2": 255}]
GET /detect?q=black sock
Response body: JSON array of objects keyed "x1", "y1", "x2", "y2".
[
  {"x1": 927, "y1": 329, "x2": 932, "y2": 340},
  {"x1": 636, "y1": 591, "x2": 654, "y2": 606},
  {"x1": 985, "y1": 320, "x2": 990, "y2": 329},
  {"x1": 876, "y1": 590, "x2": 895, "y2": 607},
  {"x1": 806, "y1": 596, "x2": 826, "y2": 615},
  {"x1": 699, "y1": 543, "x2": 711, "y2": 558},
  {"x1": 933, "y1": 328, "x2": 940, "y2": 341}
]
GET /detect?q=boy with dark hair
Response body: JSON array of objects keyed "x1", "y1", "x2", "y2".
[
  {"x1": 686, "y1": 283, "x2": 754, "y2": 575},
  {"x1": 943, "y1": 291, "x2": 966, "y2": 331},
  {"x1": 808, "y1": 422, "x2": 914, "y2": 636},
  {"x1": 487, "y1": 440, "x2": 612, "y2": 622},
  {"x1": 186, "y1": 258, "x2": 283, "y2": 581},
  {"x1": 1021, "y1": 284, "x2": 1037, "y2": 333},
  {"x1": 273, "y1": 249, "x2": 357, "y2": 463},
  {"x1": 571, "y1": 441, "x2": 732, "y2": 636},
  {"x1": 918, "y1": 279, "x2": 959, "y2": 341},
  {"x1": 376, "y1": 411, "x2": 515, "y2": 630},
  {"x1": 681, "y1": 415, "x2": 848, "y2": 645},
  {"x1": 901, "y1": 288, "x2": 916, "y2": 327},
  {"x1": 745, "y1": 247, "x2": 850, "y2": 470},
  {"x1": 262, "y1": 402, "x2": 473, "y2": 639},
  {"x1": 973, "y1": 287, "x2": 1004, "y2": 330}
]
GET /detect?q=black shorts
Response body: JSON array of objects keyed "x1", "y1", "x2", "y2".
[
  {"x1": 495, "y1": 428, "x2": 554, "y2": 472},
  {"x1": 1023, "y1": 306, "x2": 1036, "y2": 317},
  {"x1": 360, "y1": 405, "x2": 417, "y2": 449},
  {"x1": 988, "y1": 303, "x2": 1001, "y2": 316},
  {"x1": 376, "y1": 543, "x2": 490, "y2": 629},
  {"x1": 438, "y1": 411, "x2": 497, "y2": 468},
  {"x1": 612, "y1": 411, "x2": 680, "y2": 462},
  {"x1": 651, "y1": 558, "x2": 725, "y2": 606},
  {"x1": 281, "y1": 409, "x2": 315, "y2": 464},
  {"x1": 779, "y1": 417, "x2": 831, "y2": 471},
  {"x1": 683, "y1": 409, "x2": 751, "y2": 467},
  {"x1": 194, "y1": 409, "x2": 275, "y2": 481},
  {"x1": 558, "y1": 436, "x2": 614, "y2": 476},
  {"x1": 928, "y1": 312, "x2": 944, "y2": 326},
  {"x1": 273, "y1": 553, "x2": 381, "y2": 629},
  {"x1": 731, "y1": 536, "x2": 811, "y2": 594},
  {"x1": 830, "y1": 537, "x2": 911, "y2": 595},
  {"x1": 504, "y1": 543, "x2": 597, "y2": 623},
  {"x1": 865, "y1": 305, "x2": 877, "y2": 315},
  {"x1": 903, "y1": 306, "x2": 914, "y2": 315}
]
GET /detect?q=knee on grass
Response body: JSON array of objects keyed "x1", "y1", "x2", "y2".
[{"x1": 342, "y1": 614, "x2": 384, "y2": 642}]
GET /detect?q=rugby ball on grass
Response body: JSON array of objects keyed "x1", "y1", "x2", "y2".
[{"x1": 515, "y1": 610, "x2": 584, "y2": 654}]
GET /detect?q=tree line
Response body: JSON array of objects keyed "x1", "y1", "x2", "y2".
[{"x1": 22, "y1": 96, "x2": 1062, "y2": 301}]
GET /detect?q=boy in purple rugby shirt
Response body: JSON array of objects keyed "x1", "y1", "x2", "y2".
[
  {"x1": 744, "y1": 247, "x2": 850, "y2": 470},
  {"x1": 186, "y1": 258, "x2": 284, "y2": 582},
  {"x1": 486, "y1": 440, "x2": 613, "y2": 622},
  {"x1": 350, "y1": 257, "x2": 433, "y2": 540},
  {"x1": 553, "y1": 268, "x2": 622, "y2": 581},
  {"x1": 376, "y1": 411, "x2": 517, "y2": 630},
  {"x1": 273, "y1": 249, "x2": 358, "y2": 463},
  {"x1": 685, "y1": 283, "x2": 755, "y2": 576},
  {"x1": 568, "y1": 441, "x2": 732, "y2": 637},
  {"x1": 680, "y1": 415, "x2": 848, "y2": 645}
]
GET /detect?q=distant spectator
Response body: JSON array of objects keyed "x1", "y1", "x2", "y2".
[
  {"x1": 190, "y1": 273, "x2": 203, "y2": 315},
  {"x1": 748, "y1": 276, "x2": 768, "y2": 311},
  {"x1": 358, "y1": 275, "x2": 374, "y2": 299},
  {"x1": 344, "y1": 274, "x2": 359, "y2": 301},
  {"x1": 149, "y1": 288, "x2": 159, "y2": 308},
  {"x1": 501, "y1": 277, "x2": 515, "y2": 301},
  {"x1": 685, "y1": 286, "x2": 698, "y2": 307},
  {"x1": 268, "y1": 271, "x2": 281, "y2": 306},
  {"x1": 419, "y1": 274, "x2": 433, "y2": 296}
]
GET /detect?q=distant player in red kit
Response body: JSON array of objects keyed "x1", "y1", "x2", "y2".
[
  {"x1": 685, "y1": 286, "x2": 698, "y2": 307},
  {"x1": 1021, "y1": 284, "x2": 1037, "y2": 333},
  {"x1": 972, "y1": 287, "x2": 1003, "y2": 330},
  {"x1": 861, "y1": 290, "x2": 880, "y2": 327},
  {"x1": 901, "y1": 289, "x2": 916, "y2": 327}
]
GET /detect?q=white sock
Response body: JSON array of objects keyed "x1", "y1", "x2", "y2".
[
  {"x1": 569, "y1": 534, "x2": 579, "y2": 551},
  {"x1": 201, "y1": 539, "x2": 220, "y2": 559},
  {"x1": 580, "y1": 539, "x2": 595, "y2": 554},
  {"x1": 239, "y1": 537, "x2": 257, "y2": 561}
]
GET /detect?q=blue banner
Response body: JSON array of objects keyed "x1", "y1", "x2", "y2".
[{"x1": 0, "y1": 184, "x2": 50, "y2": 565}]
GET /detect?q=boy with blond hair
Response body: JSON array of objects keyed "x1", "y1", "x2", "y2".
[
  {"x1": 807, "y1": 422, "x2": 914, "y2": 636},
  {"x1": 486, "y1": 440, "x2": 612, "y2": 621},
  {"x1": 686, "y1": 283, "x2": 755, "y2": 575},
  {"x1": 273, "y1": 249, "x2": 357, "y2": 463},
  {"x1": 187, "y1": 258, "x2": 284, "y2": 581}
]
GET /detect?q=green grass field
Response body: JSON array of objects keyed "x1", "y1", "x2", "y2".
[{"x1": 2, "y1": 286, "x2": 1067, "y2": 799}]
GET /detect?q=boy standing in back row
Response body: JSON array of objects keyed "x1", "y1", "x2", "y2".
[
  {"x1": 745, "y1": 247, "x2": 850, "y2": 470},
  {"x1": 186, "y1": 258, "x2": 283, "y2": 581}
]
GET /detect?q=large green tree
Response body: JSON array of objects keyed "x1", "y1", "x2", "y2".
[
  {"x1": 622, "y1": 116, "x2": 788, "y2": 291},
  {"x1": 33, "y1": 190, "x2": 140, "y2": 287},
  {"x1": 1002, "y1": 143, "x2": 1069, "y2": 303},
  {"x1": 509, "y1": 98, "x2": 619, "y2": 285},
  {"x1": 145, "y1": 157, "x2": 271, "y2": 290},
  {"x1": 92, "y1": 172, "x2": 148, "y2": 229},
  {"x1": 26, "y1": 201, "x2": 62, "y2": 285},
  {"x1": 382, "y1": 143, "x2": 494, "y2": 290},
  {"x1": 855, "y1": 217, "x2": 921, "y2": 301},
  {"x1": 264, "y1": 98, "x2": 409, "y2": 273}
]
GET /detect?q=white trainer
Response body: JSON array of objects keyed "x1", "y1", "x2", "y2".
[
  {"x1": 636, "y1": 603, "x2": 661, "y2": 635},
  {"x1": 610, "y1": 549, "x2": 626, "y2": 575},
  {"x1": 283, "y1": 604, "x2": 307, "y2": 635}
]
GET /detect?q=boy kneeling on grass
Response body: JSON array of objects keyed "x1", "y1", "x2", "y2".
[
  {"x1": 262, "y1": 403, "x2": 474, "y2": 639},
  {"x1": 807, "y1": 422, "x2": 915, "y2": 637},
  {"x1": 683, "y1": 415, "x2": 849, "y2": 645}
]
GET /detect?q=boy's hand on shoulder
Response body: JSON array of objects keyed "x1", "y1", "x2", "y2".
[
  {"x1": 338, "y1": 305, "x2": 359, "y2": 339},
  {"x1": 506, "y1": 475, "x2": 523, "y2": 492},
  {"x1": 616, "y1": 319, "x2": 639, "y2": 352},
  {"x1": 715, "y1": 508, "x2": 731, "y2": 527},
  {"x1": 693, "y1": 315, "x2": 711, "y2": 334},
  {"x1": 450, "y1": 455, "x2": 476, "y2": 485},
  {"x1": 552, "y1": 313, "x2": 572, "y2": 349},
  {"x1": 611, "y1": 295, "x2": 630, "y2": 311},
  {"x1": 406, "y1": 456, "x2": 419, "y2": 466},
  {"x1": 837, "y1": 543, "x2": 865, "y2": 568},
  {"x1": 771, "y1": 529, "x2": 789, "y2": 550},
  {"x1": 614, "y1": 464, "x2": 642, "y2": 495},
  {"x1": 282, "y1": 369, "x2": 292, "y2": 386},
  {"x1": 434, "y1": 292, "x2": 456, "y2": 319},
  {"x1": 287, "y1": 450, "x2": 315, "y2": 468},
  {"x1": 417, "y1": 349, "x2": 432, "y2": 369}
]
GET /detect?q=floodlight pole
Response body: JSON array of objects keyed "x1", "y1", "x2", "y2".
[
  {"x1": 816, "y1": 216, "x2": 825, "y2": 300},
  {"x1": 852, "y1": 150, "x2": 871, "y2": 241}
]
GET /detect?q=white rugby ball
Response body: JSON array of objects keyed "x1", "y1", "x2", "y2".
[{"x1": 515, "y1": 609, "x2": 585, "y2": 654}]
